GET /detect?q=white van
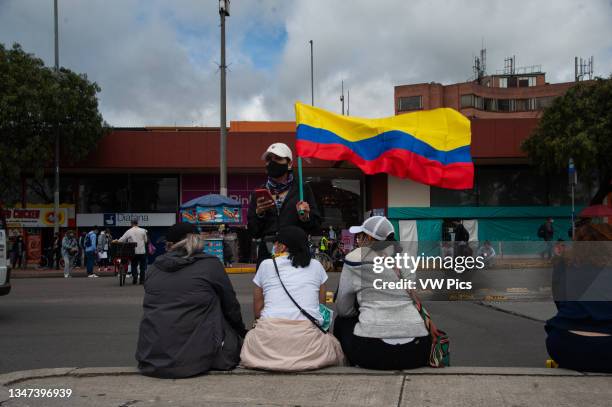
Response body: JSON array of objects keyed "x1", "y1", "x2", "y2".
[{"x1": 0, "y1": 229, "x2": 11, "y2": 296}]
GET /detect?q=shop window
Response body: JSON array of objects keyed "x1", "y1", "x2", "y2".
[
  {"x1": 430, "y1": 186, "x2": 478, "y2": 207},
  {"x1": 78, "y1": 176, "x2": 129, "y2": 213},
  {"x1": 547, "y1": 172, "x2": 597, "y2": 206},
  {"x1": 478, "y1": 166, "x2": 548, "y2": 206},
  {"x1": 305, "y1": 177, "x2": 362, "y2": 230},
  {"x1": 397, "y1": 96, "x2": 422, "y2": 112},
  {"x1": 131, "y1": 176, "x2": 178, "y2": 212}
]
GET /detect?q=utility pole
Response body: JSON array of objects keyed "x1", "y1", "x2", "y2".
[
  {"x1": 569, "y1": 158, "x2": 577, "y2": 239},
  {"x1": 219, "y1": 0, "x2": 230, "y2": 196},
  {"x1": 309, "y1": 40, "x2": 314, "y2": 106},
  {"x1": 53, "y1": 0, "x2": 60, "y2": 234},
  {"x1": 340, "y1": 80, "x2": 345, "y2": 115}
]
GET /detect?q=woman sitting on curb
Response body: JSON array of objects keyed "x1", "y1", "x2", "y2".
[
  {"x1": 334, "y1": 216, "x2": 431, "y2": 370},
  {"x1": 136, "y1": 223, "x2": 247, "y2": 378},
  {"x1": 546, "y1": 222, "x2": 612, "y2": 373},
  {"x1": 240, "y1": 226, "x2": 344, "y2": 371}
]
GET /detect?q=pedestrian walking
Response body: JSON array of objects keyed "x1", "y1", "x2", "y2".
[
  {"x1": 53, "y1": 232, "x2": 61, "y2": 270},
  {"x1": 84, "y1": 226, "x2": 99, "y2": 278},
  {"x1": 538, "y1": 217, "x2": 555, "y2": 259},
  {"x1": 10, "y1": 236, "x2": 25, "y2": 269},
  {"x1": 96, "y1": 230, "x2": 110, "y2": 272},
  {"x1": 61, "y1": 230, "x2": 78, "y2": 278},
  {"x1": 117, "y1": 220, "x2": 148, "y2": 284},
  {"x1": 78, "y1": 232, "x2": 87, "y2": 267},
  {"x1": 136, "y1": 222, "x2": 246, "y2": 378}
]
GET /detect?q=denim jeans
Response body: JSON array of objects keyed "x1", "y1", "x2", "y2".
[
  {"x1": 85, "y1": 251, "x2": 96, "y2": 275},
  {"x1": 63, "y1": 254, "x2": 73, "y2": 277}
]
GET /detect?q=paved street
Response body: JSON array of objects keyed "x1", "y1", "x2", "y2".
[{"x1": 0, "y1": 274, "x2": 551, "y2": 374}]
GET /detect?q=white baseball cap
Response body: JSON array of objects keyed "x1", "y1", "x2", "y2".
[
  {"x1": 349, "y1": 216, "x2": 395, "y2": 241},
  {"x1": 261, "y1": 142, "x2": 293, "y2": 162}
]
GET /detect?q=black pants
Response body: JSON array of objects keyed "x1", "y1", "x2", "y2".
[
  {"x1": 546, "y1": 325, "x2": 612, "y2": 373},
  {"x1": 131, "y1": 254, "x2": 147, "y2": 284},
  {"x1": 333, "y1": 316, "x2": 430, "y2": 370}
]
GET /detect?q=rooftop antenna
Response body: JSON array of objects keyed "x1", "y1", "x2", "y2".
[
  {"x1": 473, "y1": 47, "x2": 486, "y2": 82},
  {"x1": 503, "y1": 55, "x2": 515, "y2": 75},
  {"x1": 575, "y1": 56, "x2": 594, "y2": 81}
]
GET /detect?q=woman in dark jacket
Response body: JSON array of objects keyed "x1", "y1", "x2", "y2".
[{"x1": 136, "y1": 223, "x2": 247, "y2": 378}]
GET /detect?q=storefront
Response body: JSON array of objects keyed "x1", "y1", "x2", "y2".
[{"x1": 3, "y1": 205, "x2": 75, "y2": 266}]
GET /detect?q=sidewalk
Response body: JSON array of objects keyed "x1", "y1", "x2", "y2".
[
  {"x1": 10, "y1": 264, "x2": 256, "y2": 278},
  {"x1": 1, "y1": 366, "x2": 610, "y2": 406}
]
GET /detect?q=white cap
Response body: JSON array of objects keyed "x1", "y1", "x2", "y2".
[
  {"x1": 261, "y1": 142, "x2": 293, "y2": 162},
  {"x1": 349, "y1": 216, "x2": 395, "y2": 241}
]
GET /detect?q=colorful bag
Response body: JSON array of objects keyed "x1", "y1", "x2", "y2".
[{"x1": 410, "y1": 292, "x2": 450, "y2": 368}]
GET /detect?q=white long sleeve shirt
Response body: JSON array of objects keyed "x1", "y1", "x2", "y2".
[{"x1": 118, "y1": 226, "x2": 148, "y2": 255}]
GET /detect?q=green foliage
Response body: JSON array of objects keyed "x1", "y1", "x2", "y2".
[
  {"x1": 522, "y1": 76, "x2": 612, "y2": 204},
  {"x1": 0, "y1": 43, "x2": 109, "y2": 203}
]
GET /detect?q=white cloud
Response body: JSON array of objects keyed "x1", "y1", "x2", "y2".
[{"x1": 1, "y1": 0, "x2": 610, "y2": 126}]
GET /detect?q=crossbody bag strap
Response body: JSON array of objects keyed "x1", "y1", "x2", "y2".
[
  {"x1": 407, "y1": 288, "x2": 441, "y2": 337},
  {"x1": 272, "y1": 257, "x2": 327, "y2": 334}
]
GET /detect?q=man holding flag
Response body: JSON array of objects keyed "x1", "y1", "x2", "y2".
[{"x1": 247, "y1": 143, "x2": 321, "y2": 266}]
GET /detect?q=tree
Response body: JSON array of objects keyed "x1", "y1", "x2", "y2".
[
  {"x1": 0, "y1": 43, "x2": 108, "y2": 206},
  {"x1": 522, "y1": 76, "x2": 612, "y2": 205}
]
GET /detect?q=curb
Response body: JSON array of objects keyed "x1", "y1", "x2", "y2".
[{"x1": 2, "y1": 366, "x2": 604, "y2": 387}]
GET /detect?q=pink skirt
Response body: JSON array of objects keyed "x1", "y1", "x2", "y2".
[{"x1": 240, "y1": 318, "x2": 345, "y2": 371}]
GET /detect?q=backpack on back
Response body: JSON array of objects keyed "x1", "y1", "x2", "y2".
[{"x1": 84, "y1": 233, "x2": 92, "y2": 248}]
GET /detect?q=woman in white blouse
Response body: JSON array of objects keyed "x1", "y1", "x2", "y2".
[{"x1": 240, "y1": 226, "x2": 344, "y2": 371}]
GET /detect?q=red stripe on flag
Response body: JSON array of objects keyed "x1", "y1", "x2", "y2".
[{"x1": 296, "y1": 140, "x2": 474, "y2": 190}]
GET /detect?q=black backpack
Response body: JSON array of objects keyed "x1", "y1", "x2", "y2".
[
  {"x1": 537, "y1": 224, "x2": 546, "y2": 238},
  {"x1": 84, "y1": 233, "x2": 92, "y2": 248}
]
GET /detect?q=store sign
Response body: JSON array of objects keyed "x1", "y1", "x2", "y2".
[
  {"x1": 77, "y1": 213, "x2": 176, "y2": 227},
  {"x1": 3, "y1": 208, "x2": 68, "y2": 228}
]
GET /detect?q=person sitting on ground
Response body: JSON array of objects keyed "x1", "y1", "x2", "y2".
[
  {"x1": 334, "y1": 216, "x2": 431, "y2": 370},
  {"x1": 136, "y1": 223, "x2": 247, "y2": 379},
  {"x1": 240, "y1": 225, "x2": 344, "y2": 371},
  {"x1": 545, "y1": 223, "x2": 612, "y2": 373}
]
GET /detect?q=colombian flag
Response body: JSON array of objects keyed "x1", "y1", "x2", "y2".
[{"x1": 295, "y1": 102, "x2": 473, "y2": 190}]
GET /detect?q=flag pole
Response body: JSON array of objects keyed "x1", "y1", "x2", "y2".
[{"x1": 297, "y1": 40, "x2": 314, "y2": 206}]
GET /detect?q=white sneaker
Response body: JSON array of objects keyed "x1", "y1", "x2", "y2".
[
  {"x1": 88, "y1": 274, "x2": 99, "y2": 278},
  {"x1": 64, "y1": 275, "x2": 70, "y2": 278}
]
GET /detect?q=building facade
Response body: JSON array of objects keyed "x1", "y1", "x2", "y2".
[{"x1": 390, "y1": 71, "x2": 600, "y2": 245}]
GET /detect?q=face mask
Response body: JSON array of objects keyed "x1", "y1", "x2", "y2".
[{"x1": 266, "y1": 161, "x2": 289, "y2": 178}]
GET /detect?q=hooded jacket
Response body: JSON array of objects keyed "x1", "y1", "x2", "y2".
[{"x1": 136, "y1": 251, "x2": 247, "y2": 378}]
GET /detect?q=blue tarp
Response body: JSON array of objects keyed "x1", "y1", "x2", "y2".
[{"x1": 180, "y1": 194, "x2": 241, "y2": 209}]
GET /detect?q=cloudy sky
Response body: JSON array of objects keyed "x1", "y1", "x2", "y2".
[{"x1": 1, "y1": 0, "x2": 611, "y2": 126}]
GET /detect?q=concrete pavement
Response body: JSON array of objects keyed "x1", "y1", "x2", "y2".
[{"x1": 1, "y1": 366, "x2": 610, "y2": 407}]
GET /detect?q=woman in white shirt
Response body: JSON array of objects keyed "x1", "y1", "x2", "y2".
[{"x1": 240, "y1": 226, "x2": 344, "y2": 371}]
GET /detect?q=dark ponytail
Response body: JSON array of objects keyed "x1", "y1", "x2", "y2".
[{"x1": 276, "y1": 226, "x2": 311, "y2": 268}]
